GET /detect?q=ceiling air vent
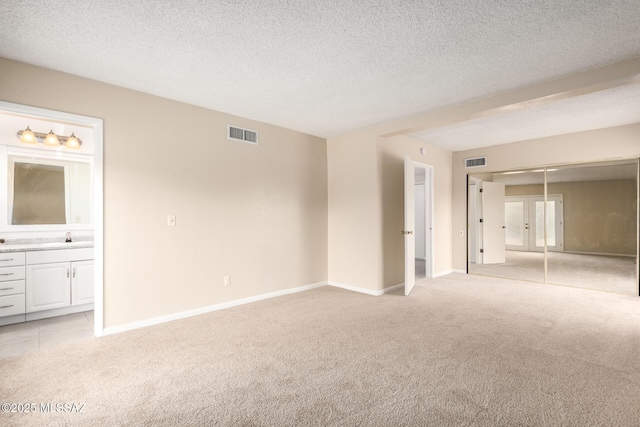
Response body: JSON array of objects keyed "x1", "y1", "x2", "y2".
[
  {"x1": 465, "y1": 157, "x2": 487, "y2": 168},
  {"x1": 228, "y1": 125, "x2": 258, "y2": 145}
]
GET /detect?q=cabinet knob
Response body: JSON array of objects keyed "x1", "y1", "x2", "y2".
[
  {"x1": 73, "y1": 267, "x2": 76, "y2": 278},
  {"x1": 67, "y1": 268, "x2": 70, "y2": 278}
]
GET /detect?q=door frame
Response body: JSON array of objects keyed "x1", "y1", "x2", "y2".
[
  {"x1": 414, "y1": 169, "x2": 434, "y2": 279},
  {"x1": 404, "y1": 156, "x2": 434, "y2": 295},
  {"x1": 0, "y1": 101, "x2": 104, "y2": 336}
]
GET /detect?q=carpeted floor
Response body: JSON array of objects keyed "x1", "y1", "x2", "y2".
[
  {"x1": 469, "y1": 250, "x2": 637, "y2": 294},
  {"x1": 2, "y1": 273, "x2": 640, "y2": 426}
]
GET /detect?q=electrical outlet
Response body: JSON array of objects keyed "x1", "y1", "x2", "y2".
[
  {"x1": 459, "y1": 230, "x2": 464, "y2": 237},
  {"x1": 167, "y1": 215, "x2": 176, "y2": 226},
  {"x1": 224, "y1": 275, "x2": 231, "y2": 287}
]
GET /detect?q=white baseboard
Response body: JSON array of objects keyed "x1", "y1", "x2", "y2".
[
  {"x1": 432, "y1": 269, "x2": 466, "y2": 278},
  {"x1": 102, "y1": 281, "x2": 327, "y2": 336},
  {"x1": 328, "y1": 281, "x2": 383, "y2": 296},
  {"x1": 382, "y1": 283, "x2": 404, "y2": 294},
  {"x1": 101, "y1": 271, "x2": 467, "y2": 337},
  {"x1": 328, "y1": 281, "x2": 405, "y2": 296},
  {"x1": 433, "y1": 270, "x2": 453, "y2": 278}
]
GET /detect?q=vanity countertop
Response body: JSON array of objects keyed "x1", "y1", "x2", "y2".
[{"x1": 0, "y1": 239, "x2": 94, "y2": 253}]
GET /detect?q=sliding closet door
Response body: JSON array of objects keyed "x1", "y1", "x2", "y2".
[
  {"x1": 546, "y1": 161, "x2": 638, "y2": 294},
  {"x1": 468, "y1": 170, "x2": 545, "y2": 282}
]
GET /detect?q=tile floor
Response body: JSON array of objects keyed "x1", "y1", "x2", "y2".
[{"x1": 0, "y1": 311, "x2": 94, "y2": 360}]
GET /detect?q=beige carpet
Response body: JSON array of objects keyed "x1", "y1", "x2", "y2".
[{"x1": 3, "y1": 274, "x2": 640, "y2": 426}]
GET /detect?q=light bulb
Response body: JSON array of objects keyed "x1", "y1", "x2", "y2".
[
  {"x1": 19, "y1": 126, "x2": 37, "y2": 143},
  {"x1": 44, "y1": 130, "x2": 60, "y2": 146},
  {"x1": 65, "y1": 133, "x2": 81, "y2": 149}
]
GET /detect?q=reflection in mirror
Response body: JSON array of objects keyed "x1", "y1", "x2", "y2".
[
  {"x1": 12, "y1": 162, "x2": 66, "y2": 224},
  {"x1": 468, "y1": 169, "x2": 546, "y2": 282},
  {"x1": 468, "y1": 159, "x2": 639, "y2": 295},
  {"x1": 546, "y1": 160, "x2": 638, "y2": 294},
  {"x1": 7, "y1": 156, "x2": 92, "y2": 226}
]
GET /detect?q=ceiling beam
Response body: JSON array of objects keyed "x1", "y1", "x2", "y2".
[{"x1": 380, "y1": 57, "x2": 640, "y2": 139}]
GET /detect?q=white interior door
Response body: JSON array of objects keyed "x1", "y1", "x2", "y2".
[
  {"x1": 481, "y1": 181, "x2": 506, "y2": 264},
  {"x1": 404, "y1": 156, "x2": 416, "y2": 295}
]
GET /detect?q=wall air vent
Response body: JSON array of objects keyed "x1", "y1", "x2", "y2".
[
  {"x1": 228, "y1": 125, "x2": 259, "y2": 145},
  {"x1": 465, "y1": 157, "x2": 487, "y2": 168}
]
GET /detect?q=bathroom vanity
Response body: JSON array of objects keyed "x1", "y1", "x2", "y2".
[
  {"x1": 0, "y1": 105, "x2": 98, "y2": 328},
  {"x1": 0, "y1": 241, "x2": 93, "y2": 326}
]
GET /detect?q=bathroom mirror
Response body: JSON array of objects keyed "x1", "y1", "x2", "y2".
[{"x1": 5, "y1": 155, "x2": 92, "y2": 227}]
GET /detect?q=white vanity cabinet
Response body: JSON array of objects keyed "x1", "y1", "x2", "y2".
[
  {"x1": 0, "y1": 252, "x2": 26, "y2": 321},
  {"x1": 71, "y1": 260, "x2": 94, "y2": 306},
  {"x1": 26, "y1": 262, "x2": 72, "y2": 312},
  {"x1": 25, "y1": 248, "x2": 93, "y2": 319}
]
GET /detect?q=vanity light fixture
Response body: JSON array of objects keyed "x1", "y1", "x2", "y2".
[{"x1": 16, "y1": 126, "x2": 82, "y2": 149}]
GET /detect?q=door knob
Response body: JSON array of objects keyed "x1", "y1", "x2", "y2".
[{"x1": 401, "y1": 230, "x2": 414, "y2": 235}]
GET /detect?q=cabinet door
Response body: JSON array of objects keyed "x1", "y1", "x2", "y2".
[
  {"x1": 71, "y1": 260, "x2": 94, "y2": 306},
  {"x1": 26, "y1": 262, "x2": 71, "y2": 313}
]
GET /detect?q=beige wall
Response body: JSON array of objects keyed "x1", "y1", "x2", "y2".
[
  {"x1": 453, "y1": 125, "x2": 640, "y2": 270},
  {"x1": 506, "y1": 179, "x2": 637, "y2": 255},
  {"x1": 0, "y1": 58, "x2": 328, "y2": 328},
  {"x1": 327, "y1": 131, "x2": 380, "y2": 290},
  {"x1": 327, "y1": 130, "x2": 452, "y2": 293},
  {"x1": 326, "y1": 60, "x2": 640, "y2": 290},
  {"x1": 3, "y1": 56, "x2": 638, "y2": 326}
]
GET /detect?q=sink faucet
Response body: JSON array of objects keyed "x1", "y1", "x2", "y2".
[{"x1": 65, "y1": 232, "x2": 72, "y2": 243}]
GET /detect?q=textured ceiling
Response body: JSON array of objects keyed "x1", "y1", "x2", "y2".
[
  {"x1": 1, "y1": 1, "x2": 640, "y2": 145},
  {"x1": 410, "y1": 82, "x2": 640, "y2": 151}
]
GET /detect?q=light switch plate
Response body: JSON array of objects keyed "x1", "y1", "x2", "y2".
[{"x1": 167, "y1": 215, "x2": 176, "y2": 226}]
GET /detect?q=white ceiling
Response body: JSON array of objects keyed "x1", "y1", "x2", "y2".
[{"x1": 1, "y1": 1, "x2": 640, "y2": 147}]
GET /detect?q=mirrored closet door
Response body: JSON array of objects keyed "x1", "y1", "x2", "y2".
[{"x1": 468, "y1": 159, "x2": 639, "y2": 295}]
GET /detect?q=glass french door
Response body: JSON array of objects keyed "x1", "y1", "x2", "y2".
[{"x1": 505, "y1": 195, "x2": 563, "y2": 252}]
